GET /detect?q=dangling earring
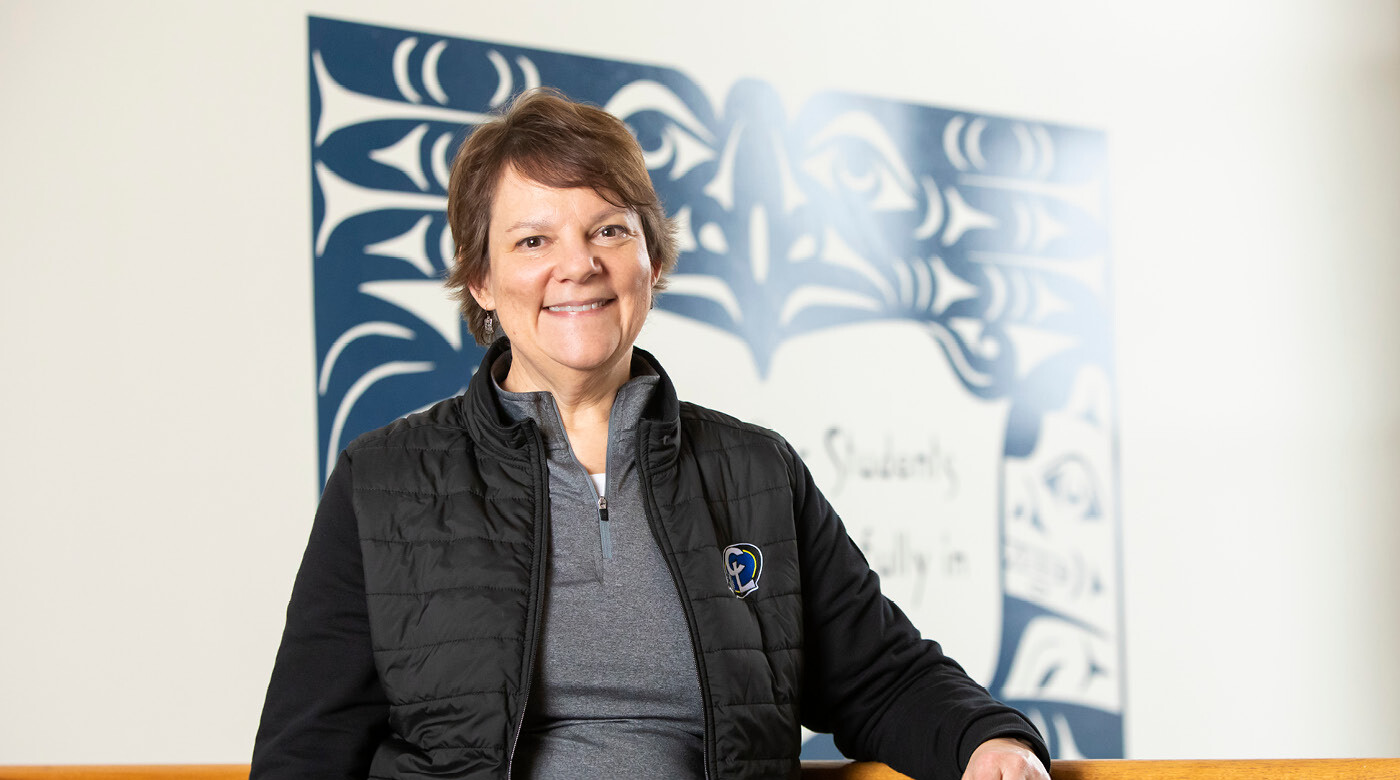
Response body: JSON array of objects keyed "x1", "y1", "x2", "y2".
[{"x1": 484, "y1": 312, "x2": 494, "y2": 341}]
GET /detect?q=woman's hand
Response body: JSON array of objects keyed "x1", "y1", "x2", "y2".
[{"x1": 961, "y1": 737, "x2": 1050, "y2": 780}]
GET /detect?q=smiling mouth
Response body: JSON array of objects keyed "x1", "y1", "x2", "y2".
[{"x1": 545, "y1": 299, "x2": 612, "y2": 313}]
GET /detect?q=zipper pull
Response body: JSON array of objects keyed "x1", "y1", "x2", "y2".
[{"x1": 598, "y1": 494, "x2": 608, "y2": 521}]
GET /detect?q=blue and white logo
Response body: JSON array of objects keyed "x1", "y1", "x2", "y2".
[{"x1": 723, "y1": 543, "x2": 763, "y2": 598}]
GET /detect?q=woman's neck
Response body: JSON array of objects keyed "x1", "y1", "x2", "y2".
[{"x1": 500, "y1": 348, "x2": 633, "y2": 473}]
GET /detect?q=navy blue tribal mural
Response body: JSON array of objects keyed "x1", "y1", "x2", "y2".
[{"x1": 309, "y1": 15, "x2": 1123, "y2": 759}]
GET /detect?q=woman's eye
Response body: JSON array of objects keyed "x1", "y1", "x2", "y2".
[
  {"x1": 518, "y1": 236, "x2": 544, "y2": 249},
  {"x1": 598, "y1": 225, "x2": 630, "y2": 239}
]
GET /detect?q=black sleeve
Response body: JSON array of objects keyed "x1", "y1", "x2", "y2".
[
  {"x1": 790, "y1": 443, "x2": 1050, "y2": 780},
  {"x1": 251, "y1": 452, "x2": 389, "y2": 779}
]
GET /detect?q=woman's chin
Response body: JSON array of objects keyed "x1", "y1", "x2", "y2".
[
  {"x1": 560, "y1": 347, "x2": 629, "y2": 376},
  {"x1": 530, "y1": 339, "x2": 630, "y2": 378}
]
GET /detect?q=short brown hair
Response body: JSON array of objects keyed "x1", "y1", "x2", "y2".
[{"x1": 445, "y1": 88, "x2": 678, "y2": 345}]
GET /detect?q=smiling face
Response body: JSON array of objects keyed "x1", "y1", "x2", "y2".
[{"x1": 470, "y1": 166, "x2": 660, "y2": 395}]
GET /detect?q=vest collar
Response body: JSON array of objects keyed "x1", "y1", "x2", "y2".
[{"x1": 458, "y1": 339, "x2": 682, "y2": 461}]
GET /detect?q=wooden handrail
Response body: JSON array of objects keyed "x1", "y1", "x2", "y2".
[
  {"x1": 1, "y1": 759, "x2": 1399, "y2": 779},
  {"x1": 803, "y1": 759, "x2": 1400, "y2": 779},
  {"x1": 1052, "y1": 760, "x2": 1400, "y2": 780},
  {"x1": 0, "y1": 770, "x2": 249, "y2": 780}
]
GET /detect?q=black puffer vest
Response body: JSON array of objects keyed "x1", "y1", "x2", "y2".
[{"x1": 347, "y1": 343, "x2": 804, "y2": 779}]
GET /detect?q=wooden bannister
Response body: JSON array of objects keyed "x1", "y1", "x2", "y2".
[
  {"x1": 1, "y1": 760, "x2": 1399, "y2": 779},
  {"x1": 0, "y1": 771, "x2": 247, "y2": 780},
  {"x1": 805, "y1": 759, "x2": 1400, "y2": 779}
]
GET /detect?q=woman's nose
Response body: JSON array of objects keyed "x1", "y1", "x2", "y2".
[{"x1": 554, "y1": 237, "x2": 600, "y2": 281}]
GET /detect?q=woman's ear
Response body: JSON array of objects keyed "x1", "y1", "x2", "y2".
[
  {"x1": 648, "y1": 260, "x2": 662, "y2": 309},
  {"x1": 468, "y1": 277, "x2": 495, "y2": 312}
]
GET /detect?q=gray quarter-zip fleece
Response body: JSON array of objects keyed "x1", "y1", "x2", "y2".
[{"x1": 493, "y1": 353, "x2": 705, "y2": 779}]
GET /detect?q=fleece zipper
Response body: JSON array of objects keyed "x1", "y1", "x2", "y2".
[{"x1": 542, "y1": 398, "x2": 614, "y2": 560}]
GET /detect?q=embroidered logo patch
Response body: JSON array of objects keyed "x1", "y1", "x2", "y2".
[{"x1": 723, "y1": 543, "x2": 763, "y2": 598}]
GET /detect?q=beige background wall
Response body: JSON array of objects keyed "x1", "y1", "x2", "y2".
[{"x1": 2, "y1": 0, "x2": 1398, "y2": 763}]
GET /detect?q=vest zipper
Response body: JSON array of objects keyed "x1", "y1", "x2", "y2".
[
  {"x1": 637, "y1": 426, "x2": 714, "y2": 780},
  {"x1": 506, "y1": 426, "x2": 551, "y2": 780}
]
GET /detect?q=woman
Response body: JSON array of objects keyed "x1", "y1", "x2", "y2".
[{"x1": 253, "y1": 89, "x2": 1051, "y2": 780}]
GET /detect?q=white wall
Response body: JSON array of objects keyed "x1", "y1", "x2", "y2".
[{"x1": 2, "y1": 0, "x2": 1398, "y2": 763}]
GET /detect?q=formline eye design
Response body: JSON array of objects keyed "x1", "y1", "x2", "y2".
[
  {"x1": 801, "y1": 112, "x2": 919, "y2": 214},
  {"x1": 1042, "y1": 454, "x2": 1103, "y2": 522}
]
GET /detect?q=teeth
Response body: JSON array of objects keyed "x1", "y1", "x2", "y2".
[{"x1": 546, "y1": 301, "x2": 606, "y2": 312}]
